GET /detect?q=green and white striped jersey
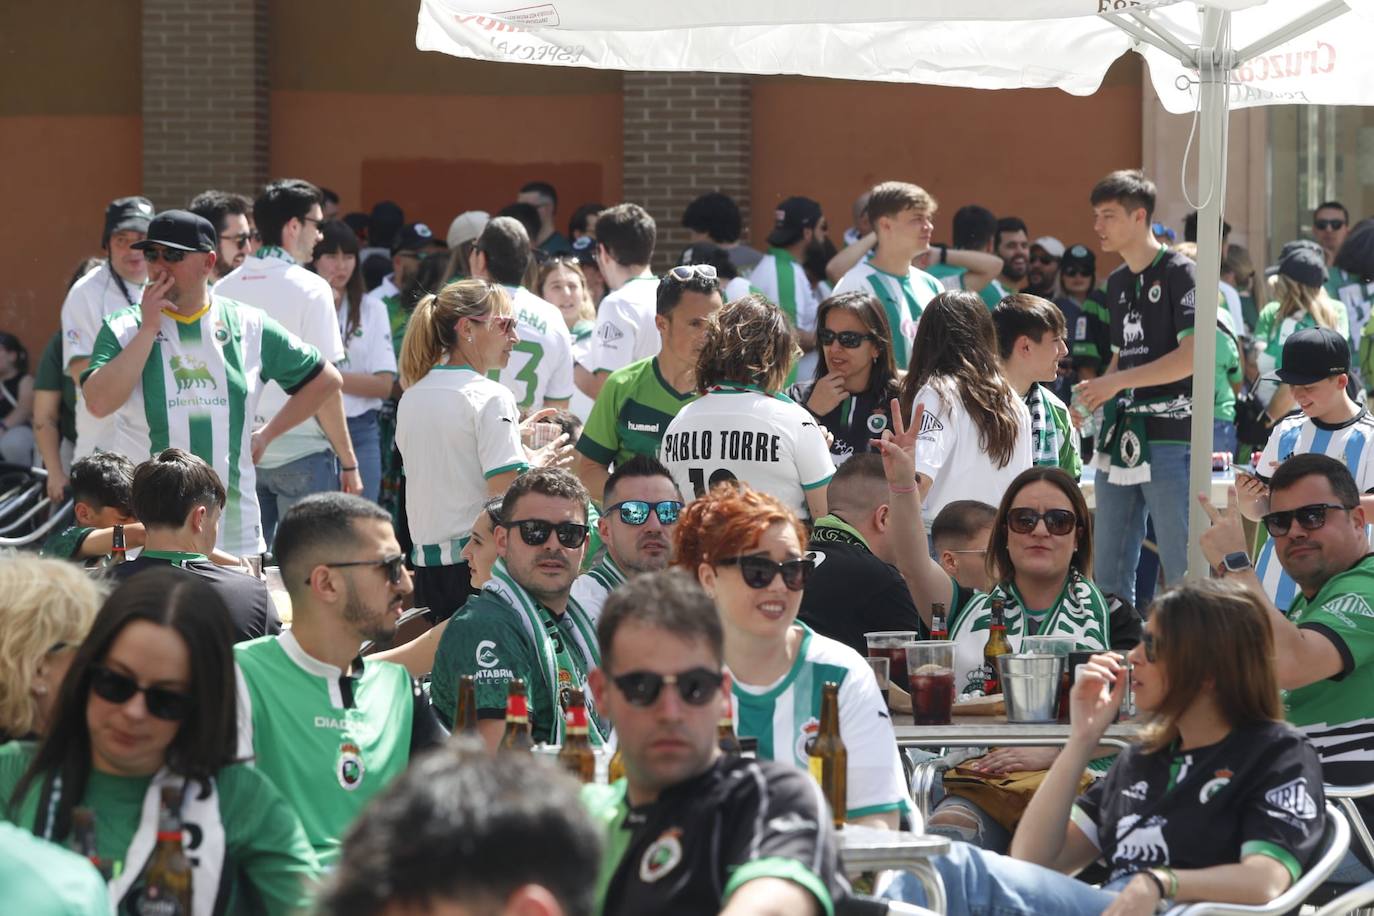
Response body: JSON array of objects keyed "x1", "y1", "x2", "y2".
[
  {"x1": 732, "y1": 623, "x2": 912, "y2": 820},
  {"x1": 831, "y1": 259, "x2": 942, "y2": 368},
  {"x1": 84, "y1": 297, "x2": 322, "y2": 557}
]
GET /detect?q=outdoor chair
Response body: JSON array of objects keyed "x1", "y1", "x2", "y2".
[
  {"x1": 1311, "y1": 876, "x2": 1374, "y2": 915},
  {"x1": 0, "y1": 462, "x2": 70, "y2": 549},
  {"x1": 1303, "y1": 782, "x2": 1374, "y2": 914}
]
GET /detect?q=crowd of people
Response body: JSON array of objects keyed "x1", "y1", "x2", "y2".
[{"x1": 2, "y1": 167, "x2": 1374, "y2": 915}]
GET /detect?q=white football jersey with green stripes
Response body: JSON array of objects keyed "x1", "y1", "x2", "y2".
[
  {"x1": 831, "y1": 259, "x2": 943, "y2": 368},
  {"x1": 84, "y1": 296, "x2": 322, "y2": 557}
]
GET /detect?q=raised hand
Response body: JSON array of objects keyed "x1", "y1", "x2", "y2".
[
  {"x1": 871, "y1": 398, "x2": 921, "y2": 488},
  {"x1": 805, "y1": 372, "x2": 848, "y2": 418},
  {"x1": 1198, "y1": 486, "x2": 1249, "y2": 570},
  {"x1": 1069, "y1": 652, "x2": 1127, "y2": 742}
]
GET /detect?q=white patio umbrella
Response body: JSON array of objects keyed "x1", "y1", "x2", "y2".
[{"x1": 417, "y1": 0, "x2": 1372, "y2": 578}]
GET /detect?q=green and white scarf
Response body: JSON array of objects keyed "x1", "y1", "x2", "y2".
[
  {"x1": 252, "y1": 245, "x2": 295, "y2": 264},
  {"x1": 1093, "y1": 393, "x2": 1191, "y2": 485},
  {"x1": 485, "y1": 559, "x2": 608, "y2": 745}
]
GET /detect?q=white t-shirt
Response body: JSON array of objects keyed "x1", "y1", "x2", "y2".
[
  {"x1": 1219, "y1": 280, "x2": 1246, "y2": 336},
  {"x1": 723, "y1": 276, "x2": 753, "y2": 303},
  {"x1": 336, "y1": 293, "x2": 398, "y2": 417},
  {"x1": 660, "y1": 385, "x2": 835, "y2": 517},
  {"x1": 83, "y1": 296, "x2": 324, "y2": 557},
  {"x1": 831, "y1": 259, "x2": 943, "y2": 370},
  {"x1": 395, "y1": 364, "x2": 526, "y2": 566},
  {"x1": 498, "y1": 286, "x2": 575, "y2": 409},
  {"x1": 61, "y1": 262, "x2": 145, "y2": 459},
  {"x1": 587, "y1": 274, "x2": 660, "y2": 375},
  {"x1": 216, "y1": 253, "x2": 345, "y2": 468},
  {"x1": 912, "y1": 378, "x2": 1032, "y2": 525},
  {"x1": 360, "y1": 274, "x2": 400, "y2": 325}
]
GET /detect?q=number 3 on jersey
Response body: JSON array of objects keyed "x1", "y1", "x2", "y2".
[
  {"x1": 489, "y1": 341, "x2": 545, "y2": 408},
  {"x1": 688, "y1": 467, "x2": 738, "y2": 498}
]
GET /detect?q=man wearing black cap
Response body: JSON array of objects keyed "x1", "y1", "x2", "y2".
[
  {"x1": 749, "y1": 196, "x2": 826, "y2": 370},
  {"x1": 81, "y1": 209, "x2": 344, "y2": 561},
  {"x1": 1056, "y1": 244, "x2": 1112, "y2": 402},
  {"x1": 360, "y1": 222, "x2": 447, "y2": 332},
  {"x1": 61, "y1": 195, "x2": 154, "y2": 459},
  {"x1": 1233, "y1": 326, "x2": 1374, "y2": 613},
  {"x1": 217, "y1": 179, "x2": 362, "y2": 549}
]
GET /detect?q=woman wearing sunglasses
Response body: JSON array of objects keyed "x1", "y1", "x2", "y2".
[
  {"x1": 397, "y1": 279, "x2": 550, "y2": 620},
  {"x1": 675, "y1": 482, "x2": 912, "y2": 828},
  {"x1": 787, "y1": 291, "x2": 901, "y2": 465},
  {"x1": 0, "y1": 570, "x2": 319, "y2": 913},
  {"x1": 884, "y1": 581, "x2": 1328, "y2": 915},
  {"x1": 660, "y1": 294, "x2": 835, "y2": 520}
]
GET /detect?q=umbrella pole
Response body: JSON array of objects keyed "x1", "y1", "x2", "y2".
[{"x1": 1185, "y1": 5, "x2": 1231, "y2": 580}]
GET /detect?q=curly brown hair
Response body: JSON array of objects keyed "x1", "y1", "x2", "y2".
[{"x1": 694, "y1": 293, "x2": 799, "y2": 395}]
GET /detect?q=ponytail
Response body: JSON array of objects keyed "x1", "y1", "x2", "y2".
[{"x1": 397, "y1": 279, "x2": 510, "y2": 387}]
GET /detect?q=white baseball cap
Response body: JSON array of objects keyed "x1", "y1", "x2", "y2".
[
  {"x1": 447, "y1": 210, "x2": 490, "y2": 248},
  {"x1": 1031, "y1": 236, "x2": 1066, "y2": 259}
]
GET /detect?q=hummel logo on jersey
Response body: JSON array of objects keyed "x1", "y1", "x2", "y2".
[
  {"x1": 170, "y1": 355, "x2": 216, "y2": 393},
  {"x1": 598, "y1": 323, "x2": 625, "y2": 342},
  {"x1": 476, "y1": 640, "x2": 500, "y2": 668},
  {"x1": 1265, "y1": 778, "x2": 1317, "y2": 820},
  {"x1": 1120, "y1": 781, "x2": 1149, "y2": 801}
]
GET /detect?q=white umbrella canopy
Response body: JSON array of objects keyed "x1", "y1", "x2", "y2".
[{"x1": 418, "y1": 0, "x2": 1371, "y2": 579}]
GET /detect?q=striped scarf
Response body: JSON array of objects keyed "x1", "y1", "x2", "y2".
[{"x1": 1026, "y1": 384, "x2": 1063, "y2": 468}]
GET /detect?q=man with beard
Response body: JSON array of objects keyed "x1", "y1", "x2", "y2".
[
  {"x1": 81, "y1": 210, "x2": 344, "y2": 560},
  {"x1": 572, "y1": 456, "x2": 682, "y2": 620},
  {"x1": 994, "y1": 216, "x2": 1030, "y2": 294},
  {"x1": 234, "y1": 492, "x2": 447, "y2": 866},
  {"x1": 189, "y1": 189, "x2": 254, "y2": 279},
  {"x1": 1025, "y1": 235, "x2": 1065, "y2": 299},
  {"x1": 748, "y1": 196, "x2": 826, "y2": 366},
  {"x1": 431, "y1": 469, "x2": 608, "y2": 751}
]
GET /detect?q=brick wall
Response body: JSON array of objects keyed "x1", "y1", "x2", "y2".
[
  {"x1": 622, "y1": 72, "x2": 752, "y2": 271},
  {"x1": 141, "y1": 0, "x2": 269, "y2": 209}
]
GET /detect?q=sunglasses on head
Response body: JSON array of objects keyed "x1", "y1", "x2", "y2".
[
  {"x1": 1314, "y1": 219, "x2": 1346, "y2": 231},
  {"x1": 504, "y1": 518, "x2": 589, "y2": 549},
  {"x1": 818, "y1": 328, "x2": 876, "y2": 348},
  {"x1": 717, "y1": 554, "x2": 815, "y2": 591},
  {"x1": 90, "y1": 666, "x2": 194, "y2": 721},
  {"x1": 314, "y1": 553, "x2": 407, "y2": 586},
  {"x1": 612, "y1": 667, "x2": 724, "y2": 706},
  {"x1": 668, "y1": 263, "x2": 718, "y2": 282},
  {"x1": 1141, "y1": 631, "x2": 1158, "y2": 663},
  {"x1": 142, "y1": 248, "x2": 190, "y2": 263},
  {"x1": 606, "y1": 499, "x2": 682, "y2": 526},
  {"x1": 1007, "y1": 507, "x2": 1079, "y2": 536},
  {"x1": 1030, "y1": 254, "x2": 1058, "y2": 266},
  {"x1": 1061, "y1": 266, "x2": 1092, "y2": 278},
  {"x1": 1261, "y1": 502, "x2": 1356, "y2": 538}
]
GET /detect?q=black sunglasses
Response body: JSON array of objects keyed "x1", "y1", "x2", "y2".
[
  {"x1": 142, "y1": 248, "x2": 190, "y2": 263},
  {"x1": 606, "y1": 500, "x2": 683, "y2": 526},
  {"x1": 1061, "y1": 266, "x2": 1092, "y2": 278},
  {"x1": 504, "y1": 518, "x2": 589, "y2": 549},
  {"x1": 1142, "y1": 631, "x2": 1158, "y2": 664},
  {"x1": 90, "y1": 666, "x2": 194, "y2": 721},
  {"x1": 1007, "y1": 508, "x2": 1078, "y2": 536},
  {"x1": 1314, "y1": 219, "x2": 1346, "y2": 231},
  {"x1": 220, "y1": 232, "x2": 253, "y2": 249},
  {"x1": 1030, "y1": 254, "x2": 1058, "y2": 266},
  {"x1": 612, "y1": 667, "x2": 724, "y2": 707},
  {"x1": 1261, "y1": 503, "x2": 1356, "y2": 538},
  {"x1": 818, "y1": 328, "x2": 877, "y2": 349},
  {"x1": 314, "y1": 553, "x2": 407, "y2": 585},
  {"x1": 717, "y1": 554, "x2": 815, "y2": 591}
]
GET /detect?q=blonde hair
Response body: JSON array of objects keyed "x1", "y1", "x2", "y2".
[
  {"x1": 1273, "y1": 274, "x2": 1341, "y2": 333},
  {"x1": 397, "y1": 279, "x2": 512, "y2": 387},
  {"x1": 0, "y1": 556, "x2": 105, "y2": 736},
  {"x1": 537, "y1": 258, "x2": 596, "y2": 324}
]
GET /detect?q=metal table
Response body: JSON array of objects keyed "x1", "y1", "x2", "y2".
[
  {"x1": 894, "y1": 716, "x2": 1142, "y2": 750},
  {"x1": 840, "y1": 824, "x2": 950, "y2": 913}
]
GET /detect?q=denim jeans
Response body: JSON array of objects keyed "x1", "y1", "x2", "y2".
[
  {"x1": 346, "y1": 409, "x2": 383, "y2": 504},
  {"x1": 256, "y1": 449, "x2": 338, "y2": 550},
  {"x1": 1330, "y1": 848, "x2": 1374, "y2": 885},
  {"x1": 880, "y1": 840, "x2": 1121, "y2": 915},
  {"x1": 1213, "y1": 419, "x2": 1237, "y2": 456},
  {"x1": 1092, "y1": 442, "x2": 1190, "y2": 605}
]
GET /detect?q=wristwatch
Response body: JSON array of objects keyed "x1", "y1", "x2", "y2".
[{"x1": 1220, "y1": 551, "x2": 1253, "y2": 574}]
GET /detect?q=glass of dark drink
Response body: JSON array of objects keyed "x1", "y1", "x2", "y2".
[
  {"x1": 864, "y1": 631, "x2": 919, "y2": 695},
  {"x1": 905, "y1": 641, "x2": 956, "y2": 725}
]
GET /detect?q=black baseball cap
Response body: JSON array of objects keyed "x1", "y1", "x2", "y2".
[
  {"x1": 1277, "y1": 246, "x2": 1328, "y2": 288},
  {"x1": 391, "y1": 222, "x2": 445, "y2": 255},
  {"x1": 1267, "y1": 327, "x2": 1350, "y2": 386},
  {"x1": 131, "y1": 210, "x2": 217, "y2": 253},
  {"x1": 1265, "y1": 238, "x2": 1326, "y2": 278},
  {"x1": 767, "y1": 196, "x2": 823, "y2": 247},
  {"x1": 1061, "y1": 244, "x2": 1096, "y2": 275},
  {"x1": 102, "y1": 196, "x2": 155, "y2": 248}
]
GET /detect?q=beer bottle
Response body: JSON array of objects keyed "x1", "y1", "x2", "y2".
[
  {"x1": 69, "y1": 807, "x2": 110, "y2": 880},
  {"x1": 108, "y1": 524, "x2": 128, "y2": 566},
  {"x1": 717, "y1": 716, "x2": 742, "y2": 757},
  {"x1": 930, "y1": 602, "x2": 948, "y2": 640},
  {"x1": 135, "y1": 785, "x2": 191, "y2": 915},
  {"x1": 453, "y1": 674, "x2": 479, "y2": 735},
  {"x1": 499, "y1": 679, "x2": 534, "y2": 753},
  {"x1": 606, "y1": 749, "x2": 626, "y2": 783},
  {"x1": 806, "y1": 682, "x2": 847, "y2": 829},
  {"x1": 558, "y1": 688, "x2": 596, "y2": 783},
  {"x1": 983, "y1": 598, "x2": 1011, "y2": 694}
]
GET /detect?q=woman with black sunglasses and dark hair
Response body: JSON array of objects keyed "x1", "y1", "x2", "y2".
[
  {"x1": 0, "y1": 569, "x2": 318, "y2": 914},
  {"x1": 674, "y1": 481, "x2": 912, "y2": 829},
  {"x1": 787, "y1": 291, "x2": 901, "y2": 465}
]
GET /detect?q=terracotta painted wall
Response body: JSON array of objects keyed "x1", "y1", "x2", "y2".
[
  {"x1": 268, "y1": 0, "x2": 622, "y2": 236},
  {"x1": 0, "y1": 2, "x2": 142, "y2": 361},
  {"x1": 749, "y1": 58, "x2": 1144, "y2": 269}
]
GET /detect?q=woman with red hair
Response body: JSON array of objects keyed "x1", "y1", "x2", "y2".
[{"x1": 675, "y1": 482, "x2": 912, "y2": 828}]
